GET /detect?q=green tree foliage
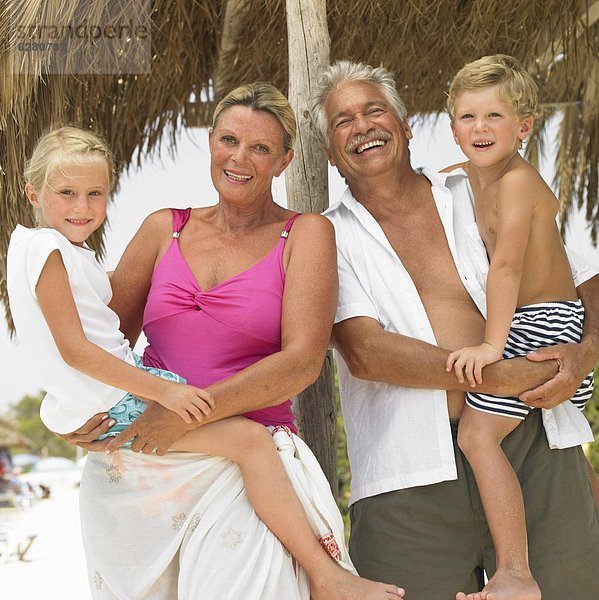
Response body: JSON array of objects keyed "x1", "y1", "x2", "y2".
[
  {"x1": 586, "y1": 365, "x2": 599, "y2": 472},
  {"x1": 336, "y1": 390, "x2": 351, "y2": 537},
  {"x1": 9, "y1": 393, "x2": 75, "y2": 459}
]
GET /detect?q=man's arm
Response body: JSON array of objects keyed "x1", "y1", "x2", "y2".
[
  {"x1": 333, "y1": 316, "x2": 557, "y2": 396},
  {"x1": 520, "y1": 274, "x2": 599, "y2": 408}
]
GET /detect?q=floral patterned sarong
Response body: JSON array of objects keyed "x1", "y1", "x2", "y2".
[{"x1": 80, "y1": 427, "x2": 355, "y2": 599}]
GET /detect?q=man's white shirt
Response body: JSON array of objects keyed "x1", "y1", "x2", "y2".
[{"x1": 324, "y1": 167, "x2": 597, "y2": 505}]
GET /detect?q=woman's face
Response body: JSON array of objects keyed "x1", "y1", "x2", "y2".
[{"x1": 209, "y1": 106, "x2": 294, "y2": 205}]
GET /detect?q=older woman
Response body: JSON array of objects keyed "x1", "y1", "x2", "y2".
[{"x1": 68, "y1": 83, "x2": 403, "y2": 600}]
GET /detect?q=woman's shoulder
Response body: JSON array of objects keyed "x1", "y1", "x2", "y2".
[
  {"x1": 290, "y1": 212, "x2": 334, "y2": 234},
  {"x1": 139, "y1": 208, "x2": 177, "y2": 233},
  {"x1": 286, "y1": 212, "x2": 335, "y2": 247}
]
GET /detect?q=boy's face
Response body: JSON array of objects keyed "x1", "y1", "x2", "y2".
[{"x1": 450, "y1": 85, "x2": 533, "y2": 168}]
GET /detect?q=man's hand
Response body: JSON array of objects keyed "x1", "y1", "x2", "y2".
[
  {"x1": 520, "y1": 341, "x2": 595, "y2": 409},
  {"x1": 59, "y1": 413, "x2": 114, "y2": 452},
  {"x1": 105, "y1": 402, "x2": 192, "y2": 455}
]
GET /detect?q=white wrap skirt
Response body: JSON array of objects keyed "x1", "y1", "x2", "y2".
[{"x1": 80, "y1": 427, "x2": 354, "y2": 599}]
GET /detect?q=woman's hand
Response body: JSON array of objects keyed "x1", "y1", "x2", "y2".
[
  {"x1": 59, "y1": 413, "x2": 114, "y2": 452},
  {"x1": 105, "y1": 402, "x2": 192, "y2": 455}
]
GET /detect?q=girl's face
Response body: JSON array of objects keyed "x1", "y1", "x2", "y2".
[{"x1": 25, "y1": 161, "x2": 110, "y2": 246}]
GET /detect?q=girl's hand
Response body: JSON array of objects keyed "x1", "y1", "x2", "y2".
[
  {"x1": 161, "y1": 383, "x2": 216, "y2": 423},
  {"x1": 446, "y1": 342, "x2": 503, "y2": 387}
]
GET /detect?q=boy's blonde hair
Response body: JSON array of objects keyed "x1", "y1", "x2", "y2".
[
  {"x1": 447, "y1": 54, "x2": 538, "y2": 121},
  {"x1": 24, "y1": 126, "x2": 116, "y2": 197}
]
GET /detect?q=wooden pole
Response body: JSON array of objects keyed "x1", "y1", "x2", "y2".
[{"x1": 285, "y1": 0, "x2": 337, "y2": 495}]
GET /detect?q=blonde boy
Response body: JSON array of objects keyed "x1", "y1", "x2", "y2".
[{"x1": 446, "y1": 55, "x2": 596, "y2": 600}]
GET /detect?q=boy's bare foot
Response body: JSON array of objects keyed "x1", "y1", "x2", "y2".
[
  {"x1": 455, "y1": 567, "x2": 541, "y2": 600},
  {"x1": 311, "y1": 569, "x2": 405, "y2": 600}
]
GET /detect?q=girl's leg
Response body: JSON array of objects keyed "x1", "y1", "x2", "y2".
[
  {"x1": 455, "y1": 405, "x2": 541, "y2": 600},
  {"x1": 172, "y1": 417, "x2": 403, "y2": 600}
]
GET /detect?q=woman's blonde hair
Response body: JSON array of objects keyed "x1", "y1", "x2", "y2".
[
  {"x1": 447, "y1": 54, "x2": 538, "y2": 121},
  {"x1": 212, "y1": 82, "x2": 297, "y2": 152},
  {"x1": 24, "y1": 126, "x2": 116, "y2": 197}
]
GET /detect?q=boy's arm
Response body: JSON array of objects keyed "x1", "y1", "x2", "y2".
[
  {"x1": 484, "y1": 171, "x2": 535, "y2": 351},
  {"x1": 446, "y1": 171, "x2": 536, "y2": 384},
  {"x1": 520, "y1": 274, "x2": 599, "y2": 408},
  {"x1": 36, "y1": 251, "x2": 213, "y2": 425}
]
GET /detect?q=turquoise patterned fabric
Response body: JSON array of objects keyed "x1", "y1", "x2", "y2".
[{"x1": 97, "y1": 354, "x2": 185, "y2": 445}]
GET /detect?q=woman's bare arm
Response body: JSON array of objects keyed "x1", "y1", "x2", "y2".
[{"x1": 108, "y1": 209, "x2": 171, "y2": 344}]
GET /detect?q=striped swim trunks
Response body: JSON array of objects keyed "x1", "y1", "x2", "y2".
[{"x1": 467, "y1": 300, "x2": 594, "y2": 419}]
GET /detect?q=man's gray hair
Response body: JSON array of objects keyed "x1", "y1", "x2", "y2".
[{"x1": 310, "y1": 60, "x2": 408, "y2": 145}]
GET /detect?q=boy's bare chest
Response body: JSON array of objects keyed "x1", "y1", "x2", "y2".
[{"x1": 473, "y1": 189, "x2": 498, "y2": 255}]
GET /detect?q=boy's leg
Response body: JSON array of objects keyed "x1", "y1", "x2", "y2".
[
  {"x1": 492, "y1": 409, "x2": 599, "y2": 600},
  {"x1": 172, "y1": 418, "x2": 403, "y2": 600},
  {"x1": 456, "y1": 405, "x2": 540, "y2": 600},
  {"x1": 350, "y1": 420, "x2": 486, "y2": 600}
]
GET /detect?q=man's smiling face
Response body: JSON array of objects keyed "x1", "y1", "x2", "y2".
[{"x1": 323, "y1": 80, "x2": 412, "y2": 183}]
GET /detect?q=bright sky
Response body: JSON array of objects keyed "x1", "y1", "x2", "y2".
[{"x1": 1, "y1": 115, "x2": 597, "y2": 412}]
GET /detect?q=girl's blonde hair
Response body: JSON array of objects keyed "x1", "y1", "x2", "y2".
[
  {"x1": 24, "y1": 126, "x2": 116, "y2": 196},
  {"x1": 447, "y1": 54, "x2": 538, "y2": 121},
  {"x1": 212, "y1": 82, "x2": 297, "y2": 152}
]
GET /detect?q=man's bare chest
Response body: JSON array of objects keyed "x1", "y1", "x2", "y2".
[{"x1": 381, "y1": 213, "x2": 466, "y2": 300}]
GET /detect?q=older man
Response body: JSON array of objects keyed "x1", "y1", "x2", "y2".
[{"x1": 311, "y1": 61, "x2": 599, "y2": 600}]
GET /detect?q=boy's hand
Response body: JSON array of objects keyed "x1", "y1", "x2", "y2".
[
  {"x1": 161, "y1": 383, "x2": 215, "y2": 424},
  {"x1": 446, "y1": 342, "x2": 503, "y2": 387}
]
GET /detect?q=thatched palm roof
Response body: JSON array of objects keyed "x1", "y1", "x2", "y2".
[{"x1": 1, "y1": 1, "x2": 598, "y2": 322}]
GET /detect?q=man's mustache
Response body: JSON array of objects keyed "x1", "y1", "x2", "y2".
[{"x1": 345, "y1": 130, "x2": 392, "y2": 153}]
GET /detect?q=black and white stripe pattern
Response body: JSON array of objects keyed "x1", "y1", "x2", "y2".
[{"x1": 467, "y1": 300, "x2": 594, "y2": 420}]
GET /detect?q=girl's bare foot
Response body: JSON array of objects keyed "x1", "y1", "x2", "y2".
[
  {"x1": 311, "y1": 568, "x2": 404, "y2": 600},
  {"x1": 456, "y1": 567, "x2": 541, "y2": 600}
]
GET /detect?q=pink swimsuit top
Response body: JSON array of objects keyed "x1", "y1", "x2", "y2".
[{"x1": 142, "y1": 208, "x2": 300, "y2": 431}]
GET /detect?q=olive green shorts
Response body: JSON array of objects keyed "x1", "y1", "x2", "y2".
[{"x1": 349, "y1": 409, "x2": 599, "y2": 600}]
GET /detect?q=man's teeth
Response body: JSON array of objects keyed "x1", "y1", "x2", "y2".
[
  {"x1": 225, "y1": 170, "x2": 251, "y2": 181},
  {"x1": 356, "y1": 140, "x2": 386, "y2": 154}
]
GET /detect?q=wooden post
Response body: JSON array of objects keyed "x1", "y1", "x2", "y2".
[{"x1": 285, "y1": 0, "x2": 337, "y2": 495}]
